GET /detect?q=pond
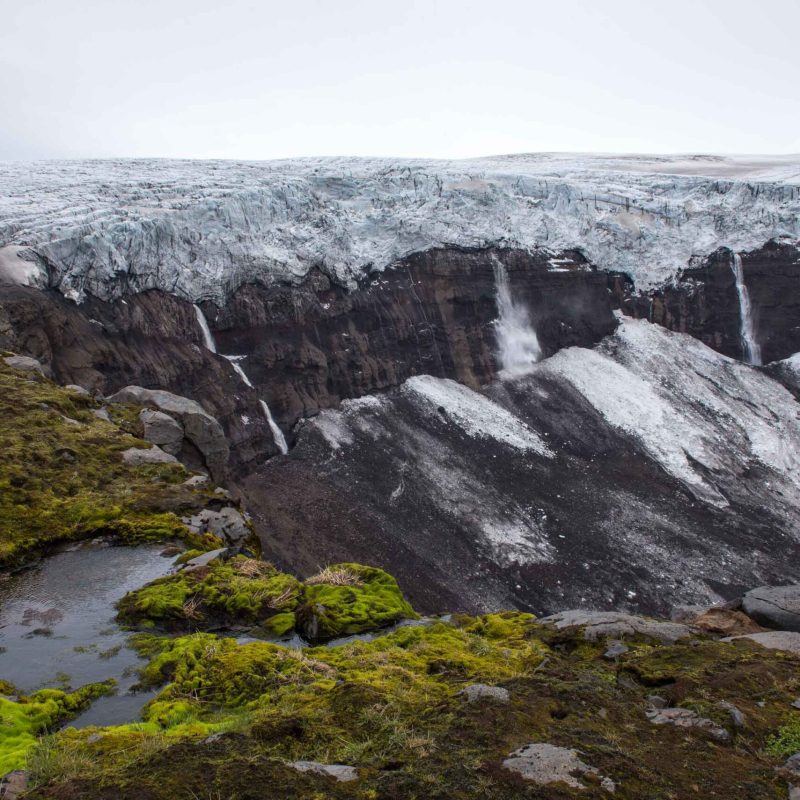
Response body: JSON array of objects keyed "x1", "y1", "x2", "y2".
[{"x1": 0, "y1": 540, "x2": 173, "y2": 727}]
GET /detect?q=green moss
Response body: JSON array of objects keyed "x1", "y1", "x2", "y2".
[
  {"x1": 766, "y1": 716, "x2": 800, "y2": 757},
  {"x1": 0, "y1": 680, "x2": 115, "y2": 773},
  {"x1": 117, "y1": 560, "x2": 415, "y2": 643},
  {"x1": 22, "y1": 613, "x2": 800, "y2": 799},
  {"x1": 296, "y1": 563, "x2": 418, "y2": 641},
  {"x1": 117, "y1": 558, "x2": 302, "y2": 633},
  {"x1": 0, "y1": 362, "x2": 227, "y2": 566}
]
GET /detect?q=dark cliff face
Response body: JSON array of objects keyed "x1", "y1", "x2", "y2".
[
  {"x1": 207, "y1": 247, "x2": 618, "y2": 428},
  {"x1": 612, "y1": 241, "x2": 800, "y2": 363},
  {"x1": 0, "y1": 247, "x2": 619, "y2": 473}
]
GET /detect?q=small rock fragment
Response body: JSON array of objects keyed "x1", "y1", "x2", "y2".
[
  {"x1": 92, "y1": 408, "x2": 112, "y2": 422},
  {"x1": 718, "y1": 700, "x2": 745, "y2": 728},
  {"x1": 288, "y1": 761, "x2": 358, "y2": 782},
  {"x1": 122, "y1": 446, "x2": 179, "y2": 466},
  {"x1": 65, "y1": 384, "x2": 90, "y2": 396},
  {"x1": 503, "y1": 742, "x2": 615, "y2": 792},
  {"x1": 540, "y1": 610, "x2": 691, "y2": 644},
  {"x1": 722, "y1": 631, "x2": 800, "y2": 655},
  {"x1": 603, "y1": 640, "x2": 629, "y2": 659},
  {"x1": 646, "y1": 707, "x2": 730, "y2": 742},
  {"x1": 460, "y1": 683, "x2": 510, "y2": 704},
  {"x1": 646, "y1": 695, "x2": 667, "y2": 709}
]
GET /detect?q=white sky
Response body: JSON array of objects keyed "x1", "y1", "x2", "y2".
[{"x1": 0, "y1": 0, "x2": 798, "y2": 160}]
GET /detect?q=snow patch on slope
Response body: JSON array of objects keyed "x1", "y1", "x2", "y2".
[
  {"x1": 403, "y1": 375, "x2": 551, "y2": 456},
  {"x1": 539, "y1": 318, "x2": 800, "y2": 506}
]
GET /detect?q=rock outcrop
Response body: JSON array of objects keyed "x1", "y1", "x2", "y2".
[
  {"x1": 243, "y1": 318, "x2": 800, "y2": 616},
  {"x1": 108, "y1": 386, "x2": 229, "y2": 482}
]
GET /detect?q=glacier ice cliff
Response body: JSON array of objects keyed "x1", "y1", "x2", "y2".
[{"x1": 1, "y1": 154, "x2": 798, "y2": 303}]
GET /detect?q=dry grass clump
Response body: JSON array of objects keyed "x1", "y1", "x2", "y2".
[
  {"x1": 233, "y1": 558, "x2": 275, "y2": 578},
  {"x1": 305, "y1": 565, "x2": 364, "y2": 587}
]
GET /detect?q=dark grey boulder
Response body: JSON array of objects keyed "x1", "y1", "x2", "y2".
[
  {"x1": 140, "y1": 409, "x2": 184, "y2": 455},
  {"x1": 109, "y1": 386, "x2": 229, "y2": 481},
  {"x1": 743, "y1": 585, "x2": 800, "y2": 632}
]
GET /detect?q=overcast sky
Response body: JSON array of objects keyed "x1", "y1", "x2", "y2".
[{"x1": 1, "y1": 0, "x2": 798, "y2": 161}]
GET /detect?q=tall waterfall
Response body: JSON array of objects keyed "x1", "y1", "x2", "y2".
[
  {"x1": 193, "y1": 304, "x2": 217, "y2": 353},
  {"x1": 259, "y1": 400, "x2": 288, "y2": 455},
  {"x1": 492, "y1": 257, "x2": 542, "y2": 375},
  {"x1": 730, "y1": 253, "x2": 762, "y2": 366}
]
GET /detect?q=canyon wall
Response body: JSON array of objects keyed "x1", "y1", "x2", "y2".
[{"x1": 0, "y1": 247, "x2": 618, "y2": 474}]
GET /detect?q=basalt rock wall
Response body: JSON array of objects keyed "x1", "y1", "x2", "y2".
[
  {"x1": 0, "y1": 248, "x2": 618, "y2": 473},
  {"x1": 612, "y1": 241, "x2": 800, "y2": 364}
]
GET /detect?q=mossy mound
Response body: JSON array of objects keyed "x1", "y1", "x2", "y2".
[
  {"x1": 296, "y1": 563, "x2": 418, "y2": 641},
  {"x1": 22, "y1": 617, "x2": 800, "y2": 799},
  {"x1": 116, "y1": 558, "x2": 301, "y2": 635},
  {"x1": 0, "y1": 680, "x2": 115, "y2": 774},
  {"x1": 0, "y1": 360, "x2": 226, "y2": 566},
  {"x1": 116, "y1": 560, "x2": 416, "y2": 642}
]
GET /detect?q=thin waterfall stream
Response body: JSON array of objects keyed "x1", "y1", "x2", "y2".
[{"x1": 193, "y1": 305, "x2": 288, "y2": 454}]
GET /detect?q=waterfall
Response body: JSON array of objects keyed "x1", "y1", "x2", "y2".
[
  {"x1": 224, "y1": 355, "x2": 253, "y2": 388},
  {"x1": 191, "y1": 304, "x2": 288, "y2": 455},
  {"x1": 260, "y1": 400, "x2": 288, "y2": 455},
  {"x1": 492, "y1": 257, "x2": 542, "y2": 376},
  {"x1": 730, "y1": 253, "x2": 762, "y2": 366},
  {"x1": 193, "y1": 304, "x2": 217, "y2": 353},
  {"x1": 225, "y1": 354, "x2": 288, "y2": 455}
]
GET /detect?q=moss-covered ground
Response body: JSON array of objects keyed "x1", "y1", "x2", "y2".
[
  {"x1": 116, "y1": 560, "x2": 417, "y2": 641},
  {"x1": 0, "y1": 360, "x2": 226, "y2": 567},
  {"x1": 5, "y1": 360, "x2": 800, "y2": 798},
  {"x1": 13, "y1": 613, "x2": 800, "y2": 799},
  {"x1": 0, "y1": 681, "x2": 116, "y2": 775}
]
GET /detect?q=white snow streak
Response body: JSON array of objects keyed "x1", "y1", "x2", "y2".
[{"x1": 403, "y1": 375, "x2": 550, "y2": 456}]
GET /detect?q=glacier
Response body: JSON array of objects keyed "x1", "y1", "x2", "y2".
[{"x1": 0, "y1": 154, "x2": 798, "y2": 303}]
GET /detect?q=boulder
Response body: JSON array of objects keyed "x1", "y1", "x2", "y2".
[
  {"x1": 139, "y1": 409, "x2": 184, "y2": 455},
  {"x1": 691, "y1": 607, "x2": 764, "y2": 636},
  {"x1": 3, "y1": 355, "x2": 47, "y2": 376},
  {"x1": 723, "y1": 631, "x2": 800, "y2": 655},
  {"x1": 183, "y1": 475, "x2": 209, "y2": 487},
  {"x1": 181, "y1": 508, "x2": 251, "y2": 546},
  {"x1": 287, "y1": 761, "x2": 358, "y2": 782},
  {"x1": 64, "y1": 384, "x2": 90, "y2": 396},
  {"x1": 502, "y1": 743, "x2": 615, "y2": 792},
  {"x1": 92, "y1": 408, "x2": 111, "y2": 422},
  {"x1": 742, "y1": 585, "x2": 800, "y2": 632},
  {"x1": 539, "y1": 610, "x2": 692, "y2": 644},
  {"x1": 459, "y1": 684, "x2": 510, "y2": 704},
  {"x1": 645, "y1": 707, "x2": 730, "y2": 742},
  {"x1": 108, "y1": 386, "x2": 229, "y2": 481},
  {"x1": 121, "y1": 446, "x2": 179, "y2": 466}
]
